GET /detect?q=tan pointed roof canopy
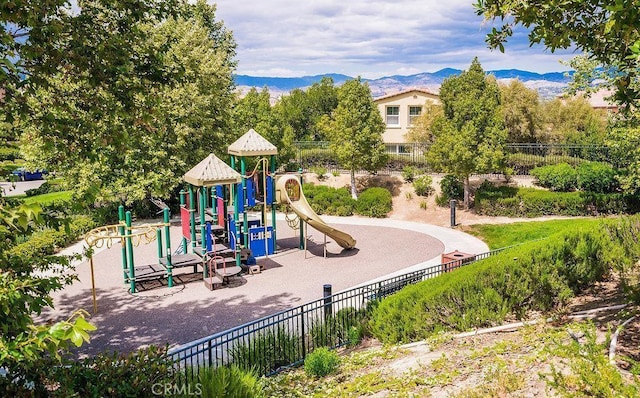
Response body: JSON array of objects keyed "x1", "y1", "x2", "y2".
[
  {"x1": 183, "y1": 153, "x2": 241, "y2": 187},
  {"x1": 227, "y1": 129, "x2": 278, "y2": 157}
]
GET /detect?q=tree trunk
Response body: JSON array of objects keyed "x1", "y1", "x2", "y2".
[
  {"x1": 463, "y1": 175, "x2": 470, "y2": 209},
  {"x1": 350, "y1": 169, "x2": 358, "y2": 199}
]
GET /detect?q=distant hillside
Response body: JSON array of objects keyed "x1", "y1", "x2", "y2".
[{"x1": 234, "y1": 68, "x2": 573, "y2": 99}]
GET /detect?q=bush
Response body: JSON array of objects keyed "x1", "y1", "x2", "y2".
[
  {"x1": 413, "y1": 175, "x2": 434, "y2": 197},
  {"x1": 401, "y1": 166, "x2": 418, "y2": 182},
  {"x1": 506, "y1": 153, "x2": 586, "y2": 175},
  {"x1": 303, "y1": 183, "x2": 355, "y2": 216},
  {"x1": 311, "y1": 166, "x2": 328, "y2": 180},
  {"x1": 304, "y1": 347, "x2": 341, "y2": 378},
  {"x1": 439, "y1": 174, "x2": 464, "y2": 201},
  {"x1": 577, "y1": 162, "x2": 619, "y2": 193},
  {"x1": 230, "y1": 327, "x2": 301, "y2": 375},
  {"x1": 310, "y1": 307, "x2": 367, "y2": 348},
  {"x1": 51, "y1": 345, "x2": 174, "y2": 397},
  {"x1": 475, "y1": 183, "x2": 640, "y2": 217},
  {"x1": 530, "y1": 163, "x2": 578, "y2": 191},
  {"x1": 369, "y1": 221, "x2": 618, "y2": 344},
  {"x1": 355, "y1": 187, "x2": 392, "y2": 218},
  {"x1": 195, "y1": 365, "x2": 264, "y2": 398}
]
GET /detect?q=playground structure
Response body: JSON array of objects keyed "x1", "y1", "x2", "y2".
[{"x1": 83, "y1": 129, "x2": 356, "y2": 301}]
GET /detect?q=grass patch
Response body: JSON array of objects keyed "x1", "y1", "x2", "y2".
[
  {"x1": 22, "y1": 190, "x2": 73, "y2": 206},
  {"x1": 465, "y1": 218, "x2": 601, "y2": 249}
]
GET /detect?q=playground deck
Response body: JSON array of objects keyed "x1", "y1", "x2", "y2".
[{"x1": 40, "y1": 217, "x2": 488, "y2": 357}]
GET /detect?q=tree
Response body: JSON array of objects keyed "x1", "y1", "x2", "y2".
[
  {"x1": 320, "y1": 78, "x2": 387, "y2": 199},
  {"x1": 20, "y1": 1, "x2": 237, "y2": 203},
  {"x1": 499, "y1": 80, "x2": 541, "y2": 143},
  {"x1": 0, "y1": 202, "x2": 95, "y2": 394},
  {"x1": 405, "y1": 102, "x2": 444, "y2": 143},
  {"x1": 539, "y1": 97, "x2": 607, "y2": 144},
  {"x1": 427, "y1": 58, "x2": 507, "y2": 207},
  {"x1": 305, "y1": 77, "x2": 339, "y2": 141},
  {"x1": 475, "y1": 0, "x2": 640, "y2": 110}
]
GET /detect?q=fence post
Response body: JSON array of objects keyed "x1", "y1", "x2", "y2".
[
  {"x1": 323, "y1": 284, "x2": 332, "y2": 320},
  {"x1": 450, "y1": 200, "x2": 457, "y2": 227}
]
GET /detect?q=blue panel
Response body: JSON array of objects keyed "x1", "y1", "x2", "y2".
[
  {"x1": 205, "y1": 222, "x2": 212, "y2": 252},
  {"x1": 215, "y1": 185, "x2": 223, "y2": 199},
  {"x1": 235, "y1": 183, "x2": 244, "y2": 208},
  {"x1": 227, "y1": 220, "x2": 238, "y2": 250},
  {"x1": 266, "y1": 176, "x2": 273, "y2": 204},
  {"x1": 247, "y1": 178, "x2": 256, "y2": 207},
  {"x1": 248, "y1": 226, "x2": 275, "y2": 257}
]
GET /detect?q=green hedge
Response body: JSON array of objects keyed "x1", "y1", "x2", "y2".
[
  {"x1": 355, "y1": 187, "x2": 392, "y2": 217},
  {"x1": 302, "y1": 183, "x2": 355, "y2": 216},
  {"x1": 9, "y1": 215, "x2": 97, "y2": 260},
  {"x1": 474, "y1": 184, "x2": 640, "y2": 217},
  {"x1": 506, "y1": 153, "x2": 586, "y2": 175},
  {"x1": 530, "y1": 163, "x2": 578, "y2": 191},
  {"x1": 369, "y1": 220, "x2": 621, "y2": 344}
]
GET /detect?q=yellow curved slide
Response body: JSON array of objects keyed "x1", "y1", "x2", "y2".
[{"x1": 276, "y1": 175, "x2": 356, "y2": 250}]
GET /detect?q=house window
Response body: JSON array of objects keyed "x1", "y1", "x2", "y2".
[
  {"x1": 386, "y1": 106, "x2": 399, "y2": 125},
  {"x1": 408, "y1": 106, "x2": 422, "y2": 125}
]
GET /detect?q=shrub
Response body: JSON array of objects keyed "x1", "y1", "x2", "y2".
[
  {"x1": 401, "y1": 166, "x2": 418, "y2": 182},
  {"x1": 311, "y1": 166, "x2": 328, "y2": 180},
  {"x1": 195, "y1": 365, "x2": 265, "y2": 398},
  {"x1": 413, "y1": 175, "x2": 434, "y2": 197},
  {"x1": 355, "y1": 187, "x2": 392, "y2": 218},
  {"x1": 230, "y1": 327, "x2": 301, "y2": 375},
  {"x1": 51, "y1": 345, "x2": 174, "y2": 398},
  {"x1": 577, "y1": 162, "x2": 619, "y2": 193},
  {"x1": 530, "y1": 163, "x2": 577, "y2": 191},
  {"x1": 303, "y1": 183, "x2": 355, "y2": 216},
  {"x1": 439, "y1": 174, "x2": 464, "y2": 201},
  {"x1": 25, "y1": 182, "x2": 52, "y2": 197},
  {"x1": 369, "y1": 221, "x2": 618, "y2": 344},
  {"x1": 304, "y1": 347, "x2": 341, "y2": 378},
  {"x1": 310, "y1": 307, "x2": 367, "y2": 348},
  {"x1": 0, "y1": 145, "x2": 20, "y2": 161},
  {"x1": 475, "y1": 183, "x2": 640, "y2": 217}
]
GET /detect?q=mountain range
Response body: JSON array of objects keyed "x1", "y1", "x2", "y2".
[{"x1": 235, "y1": 68, "x2": 573, "y2": 99}]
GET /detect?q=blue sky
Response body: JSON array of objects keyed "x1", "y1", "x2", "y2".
[{"x1": 210, "y1": 0, "x2": 578, "y2": 78}]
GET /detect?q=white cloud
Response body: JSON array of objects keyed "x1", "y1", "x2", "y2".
[{"x1": 210, "y1": 0, "x2": 574, "y2": 77}]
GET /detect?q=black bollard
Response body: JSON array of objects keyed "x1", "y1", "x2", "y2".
[
  {"x1": 323, "y1": 284, "x2": 332, "y2": 320},
  {"x1": 450, "y1": 199, "x2": 457, "y2": 227}
]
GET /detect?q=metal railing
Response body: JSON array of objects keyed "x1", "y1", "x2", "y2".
[
  {"x1": 168, "y1": 247, "x2": 506, "y2": 382},
  {"x1": 293, "y1": 142, "x2": 613, "y2": 175}
]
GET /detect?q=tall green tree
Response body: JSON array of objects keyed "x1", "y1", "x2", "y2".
[
  {"x1": 20, "y1": 1, "x2": 237, "y2": 203},
  {"x1": 427, "y1": 58, "x2": 507, "y2": 207},
  {"x1": 406, "y1": 102, "x2": 444, "y2": 144},
  {"x1": 320, "y1": 78, "x2": 387, "y2": 199},
  {"x1": 306, "y1": 77, "x2": 339, "y2": 141},
  {"x1": 539, "y1": 97, "x2": 607, "y2": 144},
  {"x1": 499, "y1": 80, "x2": 541, "y2": 143},
  {"x1": 475, "y1": 0, "x2": 640, "y2": 110}
]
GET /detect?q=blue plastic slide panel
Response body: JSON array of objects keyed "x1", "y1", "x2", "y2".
[
  {"x1": 235, "y1": 183, "x2": 244, "y2": 208},
  {"x1": 215, "y1": 185, "x2": 223, "y2": 199}
]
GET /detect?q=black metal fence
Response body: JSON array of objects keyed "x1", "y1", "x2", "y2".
[
  {"x1": 293, "y1": 141, "x2": 613, "y2": 175},
  {"x1": 168, "y1": 247, "x2": 505, "y2": 382}
]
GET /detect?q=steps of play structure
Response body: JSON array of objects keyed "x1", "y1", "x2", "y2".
[
  {"x1": 158, "y1": 254, "x2": 202, "y2": 269},
  {"x1": 203, "y1": 274, "x2": 224, "y2": 291}
]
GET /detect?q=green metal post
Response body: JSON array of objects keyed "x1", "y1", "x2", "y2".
[
  {"x1": 189, "y1": 185, "x2": 196, "y2": 253},
  {"x1": 125, "y1": 211, "x2": 136, "y2": 293},
  {"x1": 271, "y1": 155, "x2": 277, "y2": 248},
  {"x1": 157, "y1": 228, "x2": 163, "y2": 258},
  {"x1": 200, "y1": 186, "x2": 206, "y2": 255},
  {"x1": 118, "y1": 205, "x2": 127, "y2": 284},
  {"x1": 298, "y1": 168, "x2": 305, "y2": 250},
  {"x1": 179, "y1": 190, "x2": 187, "y2": 253},
  {"x1": 164, "y1": 208, "x2": 173, "y2": 287}
]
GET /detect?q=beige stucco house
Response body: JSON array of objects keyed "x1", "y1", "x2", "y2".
[{"x1": 374, "y1": 88, "x2": 440, "y2": 153}]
